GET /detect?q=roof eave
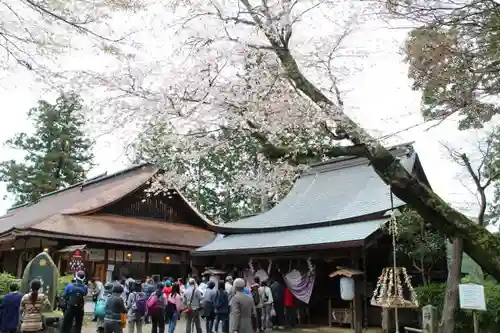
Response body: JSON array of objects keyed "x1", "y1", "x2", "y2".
[
  {"x1": 208, "y1": 208, "x2": 402, "y2": 234},
  {"x1": 192, "y1": 239, "x2": 365, "y2": 257},
  {"x1": 18, "y1": 228, "x2": 200, "y2": 251}
]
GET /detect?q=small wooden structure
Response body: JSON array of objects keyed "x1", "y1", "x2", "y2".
[
  {"x1": 0, "y1": 164, "x2": 216, "y2": 280},
  {"x1": 329, "y1": 267, "x2": 364, "y2": 278},
  {"x1": 328, "y1": 267, "x2": 363, "y2": 327}
]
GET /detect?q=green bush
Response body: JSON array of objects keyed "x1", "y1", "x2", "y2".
[
  {"x1": 416, "y1": 282, "x2": 500, "y2": 332},
  {"x1": 0, "y1": 272, "x2": 17, "y2": 294},
  {"x1": 57, "y1": 274, "x2": 74, "y2": 294},
  {"x1": 0, "y1": 271, "x2": 73, "y2": 295}
]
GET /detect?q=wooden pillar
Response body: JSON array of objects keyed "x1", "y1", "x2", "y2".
[
  {"x1": 15, "y1": 250, "x2": 22, "y2": 278},
  {"x1": 328, "y1": 298, "x2": 332, "y2": 327},
  {"x1": 362, "y1": 248, "x2": 368, "y2": 328},
  {"x1": 104, "y1": 248, "x2": 109, "y2": 282},
  {"x1": 16, "y1": 239, "x2": 28, "y2": 278},
  {"x1": 57, "y1": 253, "x2": 62, "y2": 273},
  {"x1": 352, "y1": 254, "x2": 363, "y2": 333},
  {"x1": 180, "y1": 252, "x2": 188, "y2": 278}
]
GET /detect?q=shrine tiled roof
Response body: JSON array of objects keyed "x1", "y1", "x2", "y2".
[
  {"x1": 214, "y1": 143, "x2": 420, "y2": 232},
  {"x1": 193, "y1": 217, "x2": 387, "y2": 256}
]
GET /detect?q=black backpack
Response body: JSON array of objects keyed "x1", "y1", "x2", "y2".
[
  {"x1": 67, "y1": 284, "x2": 86, "y2": 308},
  {"x1": 252, "y1": 288, "x2": 260, "y2": 306}
]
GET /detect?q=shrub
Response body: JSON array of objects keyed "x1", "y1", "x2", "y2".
[
  {"x1": 0, "y1": 272, "x2": 17, "y2": 294},
  {"x1": 416, "y1": 282, "x2": 500, "y2": 332},
  {"x1": 0, "y1": 272, "x2": 73, "y2": 295},
  {"x1": 57, "y1": 274, "x2": 74, "y2": 294}
]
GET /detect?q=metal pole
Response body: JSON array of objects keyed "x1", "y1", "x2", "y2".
[{"x1": 473, "y1": 311, "x2": 479, "y2": 333}]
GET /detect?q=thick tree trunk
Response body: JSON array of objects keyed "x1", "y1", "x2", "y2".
[
  {"x1": 256, "y1": 29, "x2": 500, "y2": 280},
  {"x1": 439, "y1": 238, "x2": 463, "y2": 333}
]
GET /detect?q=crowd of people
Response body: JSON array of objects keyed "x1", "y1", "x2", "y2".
[
  {"x1": 90, "y1": 273, "x2": 296, "y2": 333},
  {"x1": 0, "y1": 271, "x2": 297, "y2": 333}
]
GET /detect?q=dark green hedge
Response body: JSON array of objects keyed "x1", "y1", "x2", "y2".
[{"x1": 416, "y1": 283, "x2": 500, "y2": 332}]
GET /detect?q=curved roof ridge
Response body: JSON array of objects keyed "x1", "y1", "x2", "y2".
[{"x1": 210, "y1": 144, "x2": 422, "y2": 233}]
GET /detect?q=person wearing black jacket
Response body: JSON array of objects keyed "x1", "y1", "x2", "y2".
[
  {"x1": 269, "y1": 278, "x2": 285, "y2": 329},
  {"x1": 201, "y1": 281, "x2": 216, "y2": 333},
  {"x1": 213, "y1": 281, "x2": 229, "y2": 333},
  {"x1": 104, "y1": 285, "x2": 127, "y2": 333}
]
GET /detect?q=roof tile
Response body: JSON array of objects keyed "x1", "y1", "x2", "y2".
[
  {"x1": 194, "y1": 218, "x2": 386, "y2": 255},
  {"x1": 226, "y1": 153, "x2": 414, "y2": 229},
  {"x1": 31, "y1": 214, "x2": 215, "y2": 248}
]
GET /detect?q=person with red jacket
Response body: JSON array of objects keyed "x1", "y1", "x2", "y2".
[{"x1": 283, "y1": 287, "x2": 295, "y2": 328}]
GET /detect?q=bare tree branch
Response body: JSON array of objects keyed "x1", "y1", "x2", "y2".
[{"x1": 441, "y1": 132, "x2": 500, "y2": 227}]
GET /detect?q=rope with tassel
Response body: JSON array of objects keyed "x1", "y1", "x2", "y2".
[
  {"x1": 307, "y1": 257, "x2": 314, "y2": 276},
  {"x1": 248, "y1": 258, "x2": 255, "y2": 275}
]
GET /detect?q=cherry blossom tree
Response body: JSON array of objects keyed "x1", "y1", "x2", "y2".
[
  {"x1": 132, "y1": 118, "x2": 339, "y2": 222},
  {"x1": 0, "y1": 0, "x2": 141, "y2": 77},
  {"x1": 65, "y1": 0, "x2": 500, "y2": 280}
]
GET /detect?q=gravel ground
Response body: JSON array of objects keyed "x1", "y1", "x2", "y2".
[{"x1": 81, "y1": 318, "x2": 189, "y2": 333}]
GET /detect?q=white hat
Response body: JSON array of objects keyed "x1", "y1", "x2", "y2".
[{"x1": 233, "y1": 278, "x2": 245, "y2": 289}]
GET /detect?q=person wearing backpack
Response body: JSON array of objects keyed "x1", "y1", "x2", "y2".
[
  {"x1": 127, "y1": 281, "x2": 147, "y2": 333},
  {"x1": 260, "y1": 281, "x2": 274, "y2": 331},
  {"x1": 92, "y1": 278, "x2": 105, "y2": 322},
  {"x1": 182, "y1": 279, "x2": 203, "y2": 333},
  {"x1": 213, "y1": 281, "x2": 229, "y2": 333},
  {"x1": 142, "y1": 278, "x2": 155, "y2": 325},
  {"x1": 147, "y1": 284, "x2": 166, "y2": 333},
  {"x1": 96, "y1": 283, "x2": 113, "y2": 333},
  {"x1": 104, "y1": 284, "x2": 128, "y2": 333},
  {"x1": 61, "y1": 270, "x2": 88, "y2": 333},
  {"x1": 201, "y1": 281, "x2": 216, "y2": 333}
]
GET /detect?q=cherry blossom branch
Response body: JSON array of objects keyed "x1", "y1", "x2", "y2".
[
  {"x1": 247, "y1": 120, "x2": 366, "y2": 164},
  {"x1": 21, "y1": 0, "x2": 134, "y2": 42}
]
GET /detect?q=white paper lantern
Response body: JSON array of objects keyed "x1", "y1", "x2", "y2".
[{"x1": 340, "y1": 276, "x2": 355, "y2": 301}]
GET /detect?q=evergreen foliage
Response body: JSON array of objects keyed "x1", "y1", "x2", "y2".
[
  {"x1": 132, "y1": 123, "x2": 336, "y2": 223},
  {"x1": 416, "y1": 282, "x2": 500, "y2": 331},
  {"x1": 0, "y1": 92, "x2": 94, "y2": 206},
  {"x1": 395, "y1": 208, "x2": 447, "y2": 285}
]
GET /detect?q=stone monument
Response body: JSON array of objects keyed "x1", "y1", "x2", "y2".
[{"x1": 21, "y1": 251, "x2": 59, "y2": 310}]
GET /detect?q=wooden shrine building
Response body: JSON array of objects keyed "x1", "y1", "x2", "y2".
[
  {"x1": 193, "y1": 143, "x2": 440, "y2": 333},
  {"x1": 0, "y1": 164, "x2": 215, "y2": 281}
]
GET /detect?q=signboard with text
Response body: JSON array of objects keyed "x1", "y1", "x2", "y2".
[
  {"x1": 459, "y1": 284, "x2": 486, "y2": 311},
  {"x1": 69, "y1": 249, "x2": 85, "y2": 272}
]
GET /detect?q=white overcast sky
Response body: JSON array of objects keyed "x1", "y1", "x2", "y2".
[{"x1": 0, "y1": 3, "x2": 497, "y2": 230}]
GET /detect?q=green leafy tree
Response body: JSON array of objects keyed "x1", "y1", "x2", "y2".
[
  {"x1": 399, "y1": 1, "x2": 500, "y2": 130},
  {"x1": 0, "y1": 92, "x2": 94, "y2": 206},
  {"x1": 133, "y1": 124, "x2": 294, "y2": 222},
  {"x1": 383, "y1": 1, "x2": 500, "y2": 330},
  {"x1": 132, "y1": 122, "x2": 336, "y2": 223},
  {"x1": 396, "y1": 209, "x2": 446, "y2": 285}
]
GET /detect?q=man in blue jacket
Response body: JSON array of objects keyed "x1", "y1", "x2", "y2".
[
  {"x1": 0, "y1": 283, "x2": 23, "y2": 333},
  {"x1": 61, "y1": 271, "x2": 88, "y2": 333}
]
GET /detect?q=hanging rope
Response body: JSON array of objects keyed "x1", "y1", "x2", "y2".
[
  {"x1": 248, "y1": 258, "x2": 255, "y2": 275},
  {"x1": 306, "y1": 257, "x2": 314, "y2": 275},
  {"x1": 390, "y1": 187, "x2": 400, "y2": 333}
]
